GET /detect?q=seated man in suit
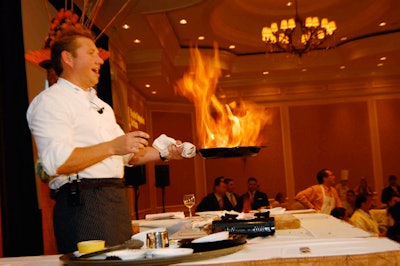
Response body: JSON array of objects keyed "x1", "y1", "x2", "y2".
[
  {"x1": 237, "y1": 177, "x2": 270, "y2": 212},
  {"x1": 382, "y1": 175, "x2": 400, "y2": 206},
  {"x1": 224, "y1": 177, "x2": 240, "y2": 211},
  {"x1": 196, "y1": 176, "x2": 233, "y2": 212}
]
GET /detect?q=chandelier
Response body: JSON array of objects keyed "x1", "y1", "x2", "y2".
[{"x1": 261, "y1": 0, "x2": 336, "y2": 56}]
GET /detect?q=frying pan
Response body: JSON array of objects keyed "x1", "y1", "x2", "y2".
[{"x1": 197, "y1": 146, "x2": 266, "y2": 159}]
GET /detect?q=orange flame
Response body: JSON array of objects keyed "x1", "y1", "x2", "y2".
[{"x1": 175, "y1": 45, "x2": 272, "y2": 148}]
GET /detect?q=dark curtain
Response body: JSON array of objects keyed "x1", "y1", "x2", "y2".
[{"x1": 0, "y1": 1, "x2": 44, "y2": 256}]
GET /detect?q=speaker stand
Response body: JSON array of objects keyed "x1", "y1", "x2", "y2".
[
  {"x1": 161, "y1": 186, "x2": 166, "y2": 213},
  {"x1": 134, "y1": 186, "x2": 139, "y2": 220}
]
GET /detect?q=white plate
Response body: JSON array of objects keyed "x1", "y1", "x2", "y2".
[
  {"x1": 72, "y1": 251, "x2": 106, "y2": 260},
  {"x1": 192, "y1": 231, "x2": 229, "y2": 243},
  {"x1": 106, "y1": 249, "x2": 146, "y2": 260},
  {"x1": 131, "y1": 227, "x2": 166, "y2": 244},
  {"x1": 152, "y1": 248, "x2": 194, "y2": 258}
]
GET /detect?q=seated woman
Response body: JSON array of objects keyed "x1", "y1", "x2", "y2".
[{"x1": 349, "y1": 193, "x2": 384, "y2": 236}]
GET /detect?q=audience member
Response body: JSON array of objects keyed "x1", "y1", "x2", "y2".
[
  {"x1": 196, "y1": 176, "x2": 232, "y2": 212},
  {"x1": 224, "y1": 178, "x2": 240, "y2": 210},
  {"x1": 349, "y1": 193, "x2": 383, "y2": 236},
  {"x1": 353, "y1": 177, "x2": 373, "y2": 196},
  {"x1": 271, "y1": 192, "x2": 287, "y2": 208},
  {"x1": 387, "y1": 194, "x2": 400, "y2": 208},
  {"x1": 386, "y1": 202, "x2": 400, "y2": 242},
  {"x1": 381, "y1": 175, "x2": 400, "y2": 206},
  {"x1": 295, "y1": 168, "x2": 342, "y2": 214},
  {"x1": 335, "y1": 170, "x2": 350, "y2": 206},
  {"x1": 236, "y1": 177, "x2": 269, "y2": 212},
  {"x1": 343, "y1": 189, "x2": 356, "y2": 217},
  {"x1": 330, "y1": 207, "x2": 349, "y2": 222}
]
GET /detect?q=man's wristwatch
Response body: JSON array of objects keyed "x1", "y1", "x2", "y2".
[{"x1": 159, "y1": 153, "x2": 168, "y2": 162}]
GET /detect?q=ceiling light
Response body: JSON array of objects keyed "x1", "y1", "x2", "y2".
[
  {"x1": 261, "y1": 0, "x2": 336, "y2": 56},
  {"x1": 180, "y1": 19, "x2": 187, "y2": 25},
  {"x1": 229, "y1": 45, "x2": 236, "y2": 49},
  {"x1": 380, "y1": 57, "x2": 387, "y2": 61},
  {"x1": 122, "y1": 24, "x2": 130, "y2": 30},
  {"x1": 133, "y1": 39, "x2": 141, "y2": 44},
  {"x1": 151, "y1": 90, "x2": 157, "y2": 94},
  {"x1": 379, "y1": 22, "x2": 386, "y2": 27},
  {"x1": 145, "y1": 84, "x2": 151, "y2": 88},
  {"x1": 198, "y1": 36, "x2": 205, "y2": 40},
  {"x1": 262, "y1": 71, "x2": 269, "y2": 75},
  {"x1": 377, "y1": 63, "x2": 384, "y2": 67},
  {"x1": 339, "y1": 66, "x2": 346, "y2": 70}
]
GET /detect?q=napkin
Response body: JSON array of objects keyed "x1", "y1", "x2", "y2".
[
  {"x1": 152, "y1": 134, "x2": 196, "y2": 158},
  {"x1": 145, "y1": 212, "x2": 185, "y2": 220}
]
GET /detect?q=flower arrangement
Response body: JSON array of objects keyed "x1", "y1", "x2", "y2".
[
  {"x1": 25, "y1": 7, "x2": 109, "y2": 68},
  {"x1": 44, "y1": 8, "x2": 82, "y2": 48}
]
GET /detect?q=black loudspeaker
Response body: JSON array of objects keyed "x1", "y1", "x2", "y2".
[
  {"x1": 155, "y1": 165, "x2": 170, "y2": 187},
  {"x1": 124, "y1": 165, "x2": 146, "y2": 187}
]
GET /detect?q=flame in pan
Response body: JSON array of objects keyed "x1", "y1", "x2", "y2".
[{"x1": 174, "y1": 45, "x2": 272, "y2": 148}]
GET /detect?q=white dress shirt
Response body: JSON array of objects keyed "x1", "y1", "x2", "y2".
[{"x1": 27, "y1": 78, "x2": 130, "y2": 189}]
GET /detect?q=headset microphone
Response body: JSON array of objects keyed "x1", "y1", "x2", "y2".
[{"x1": 97, "y1": 107, "x2": 104, "y2": 114}]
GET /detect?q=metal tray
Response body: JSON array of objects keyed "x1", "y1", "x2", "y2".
[
  {"x1": 59, "y1": 241, "x2": 246, "y2": 265},
  {"x1": 198, "y1": 146, "x2": 266, "y2": 159}
]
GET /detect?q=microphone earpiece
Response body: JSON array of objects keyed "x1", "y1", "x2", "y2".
[{"x1": 97, "y1": 107, "x2": 104, "y2": 114}]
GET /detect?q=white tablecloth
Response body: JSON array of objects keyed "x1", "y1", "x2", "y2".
[{"x1": 1, "y1": 212, "x2": 400, "y2": 265}]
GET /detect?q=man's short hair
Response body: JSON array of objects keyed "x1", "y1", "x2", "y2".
[
  {"x1": 316, "y1": 168, "x2": 329, "y2": 184},
  {"x1": 214, "y1": 176, "x2": 225, "y2": 187},
  {"x1": 248, "y1": 177, "x2": 257, "y2": 183},
  {"x1": 224, "y1": 178, "x2": 233, "y2": 184}
]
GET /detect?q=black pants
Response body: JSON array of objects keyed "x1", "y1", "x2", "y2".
[{"x1": 53, "y1": 178, "x2": 132, "y2": 254}]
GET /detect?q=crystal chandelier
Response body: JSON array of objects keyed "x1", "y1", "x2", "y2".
[{"x1": 261, "y1": 0, "x2": 337, "y2": 56}]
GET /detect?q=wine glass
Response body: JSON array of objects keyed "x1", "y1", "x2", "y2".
[{"x1": 183, "y1": 194, "x2": 196, "y2": 218}]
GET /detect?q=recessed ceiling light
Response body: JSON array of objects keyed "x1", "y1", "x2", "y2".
[
  {"x1": 301, "y1": 68, "x2": 307, "y2": 72},
  {"x1": 133, "y1": 39, "x2": 141, "y2": 44},
  {"x1": 286, "y1": 1, "x2": 293, "y2": 7},
  {"x1": 377, "y1": 63, "x2": 384, "y2": 67},
  {"x1": 151, "y1": 90, "x2": 157, "y2": 94},
  {"x1": 229, "y1": 45, "x2": 236, "y2": 49},
  {"x1": 122, "y1": 24, "x2": 130, "y2": 30},
  {"x1": 340, "y1": 37, "x2": 348, "y2": 41},
  {"x1": 198, "y1": 36, "x2": 205, "y2": 40},
  {"x1": 380, "y1": 57, "x2": 387, "y2": 61},
  {"x1": 379, "y1": 22, "x2": 386, "y2": 27},
  {"x1": 262, "y1": 71, "x2": 269, "y2": 75},
  {"x1": 225, "y1": 74, "x2": 231, "y2": 78},
  {"x1": 339, "y1": 66, "x2": 346, "y2": 70},
  {"x1": 145, "y1": 84, "x2": 151, "y2": 88},
  {"x1": 180, "y1": 19, "x2": 187, "y2": 25}
]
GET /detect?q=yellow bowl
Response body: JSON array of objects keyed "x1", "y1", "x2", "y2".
[{"x1": 77, "y1": 240, "x2": 105, "y2": 254}]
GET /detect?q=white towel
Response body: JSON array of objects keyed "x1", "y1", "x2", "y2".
[
  {"x1": 145, "y1": 212, "x2": 185, "y2": 220},
  {"x1": 152, "y1": 134, "x2": 196, "y2": 158}
]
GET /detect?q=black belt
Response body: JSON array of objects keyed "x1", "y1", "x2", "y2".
[{"x1": 51, "y1": 178, "x2": 124, "y2": 202}]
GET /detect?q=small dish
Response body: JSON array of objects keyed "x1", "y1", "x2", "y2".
[
  {"x1": 152, "y1": 248, "x2": 194, "y2": 258},
  {"x1": 192, "y1": 231, "x2": 229, "y2": 243},
  {"x1": 106, "y1": 249, "x2": 147, "y2": 260},
  {"x1": 132, "y1": 227, "x2": 166, "y2": 244}
]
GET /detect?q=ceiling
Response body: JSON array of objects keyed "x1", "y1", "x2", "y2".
[{"x1": 75, "y1": 0, "x2": 400, "y2": 104}]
